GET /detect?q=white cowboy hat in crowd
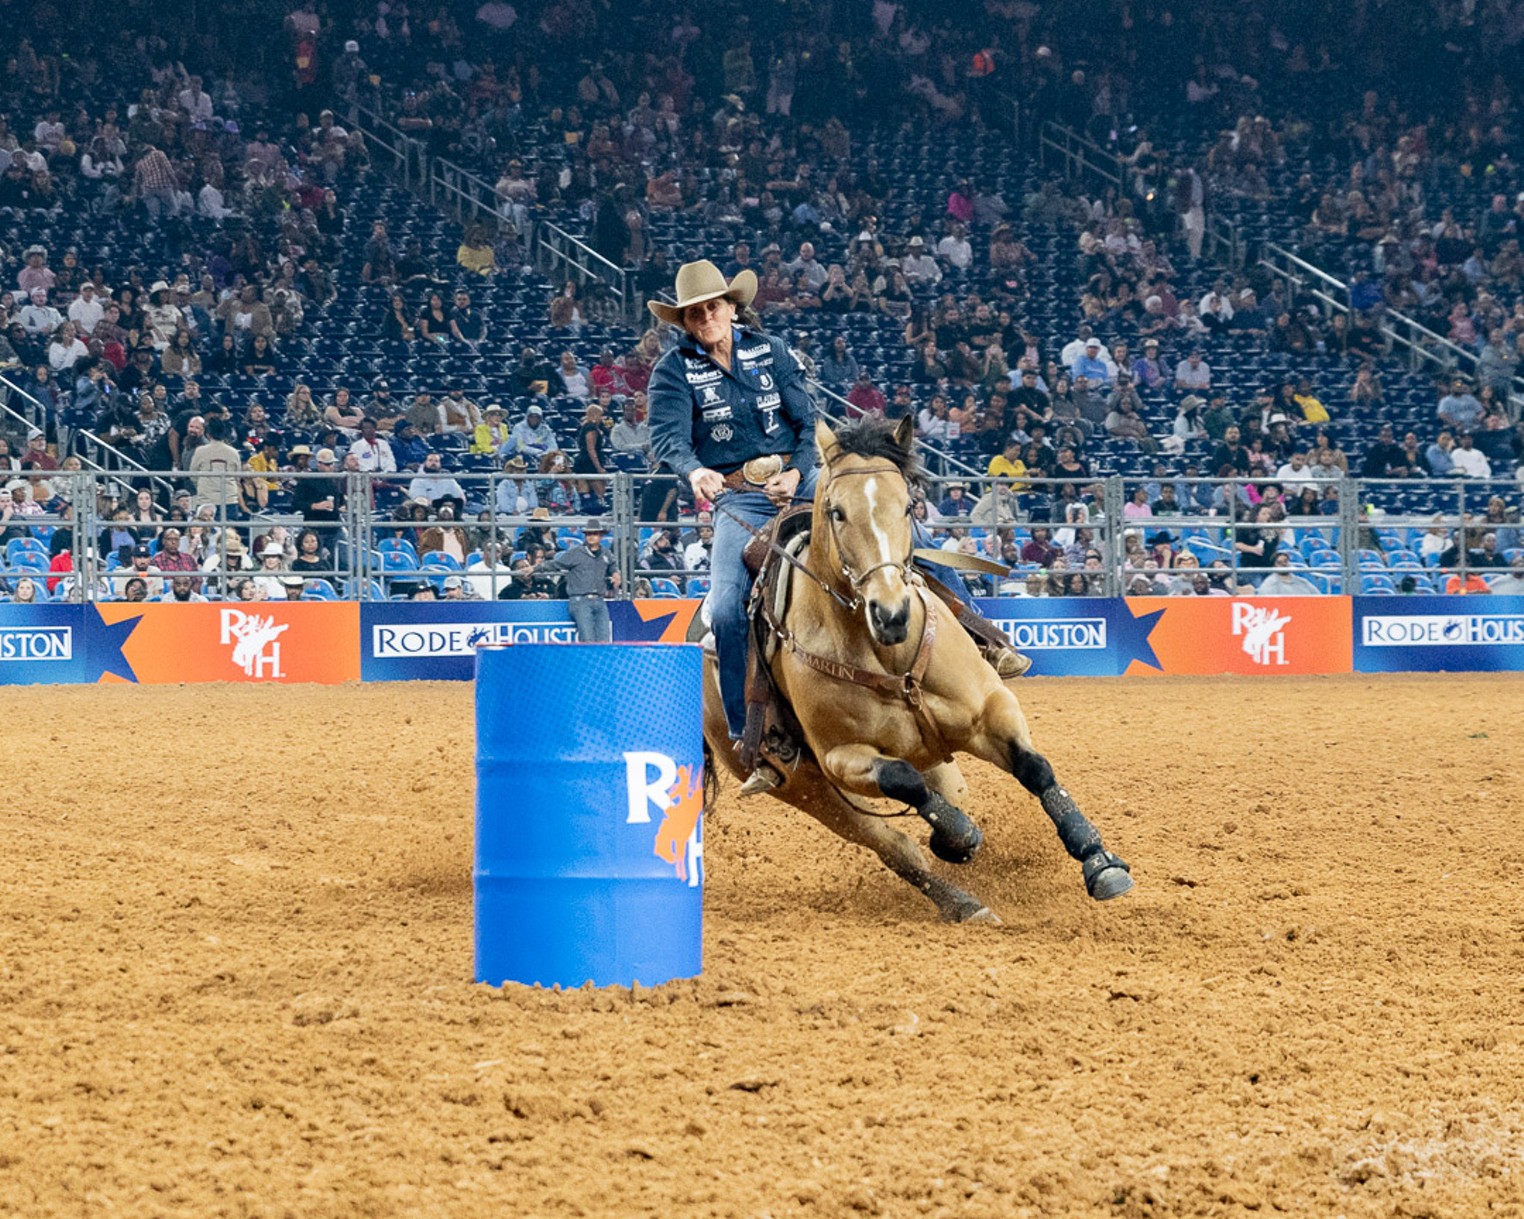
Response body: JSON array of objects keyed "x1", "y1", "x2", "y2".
[{"x1": 647, "y1": 260, "x2": 757, "y2": 326}]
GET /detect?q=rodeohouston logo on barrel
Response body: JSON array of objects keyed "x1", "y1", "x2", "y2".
[{"x1": 622, "y1": 751, "x2": 704, "y2": 887}]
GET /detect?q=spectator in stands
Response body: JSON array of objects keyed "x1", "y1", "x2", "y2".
[
  {"x1": 294, "y1": 447, "x2": 346, "y2": 521},
  {"x1": 324, "y1": 388, "x2": 365, "y2": 435},
  {"x1": 449, "y1": 289, "x2": 486, "y2": 349},
  {"x1": 554, "y1": 351, "x2": 591, "y2": 400},
  {"x1": 415, "y1": 291, "x2": 450, "y2": 347},
  {"x1": 902, "y1": 237, "x2": 941, "y2": 286},
  {"x1": 509, "y1": 403, "x2": 557, "y2": 464},
  {"x1": 1173, "y1": 350, "x2": 1211, "y2": 392},
  {"x1": 1361, "y1": 426, "x2": 1414, "y2": 479},
  {"x1": 440, "y1": 387, "x2": 483, "y2": 435},
  {"x1": 609, "y1": 400, "x2": 650, "y2": 455},
  {"x1": 1446, "y1": 569, "x2": 1492, "y2": 595},
  {"x1": 1438, "y1": 377, "x2": 1484, "y2": 433},
  {"x1": 817, "y1": 337, "x2": 860, "y2": 390},
  {"x1": 1257, "y1": 551, "x2": 1319, "y2": 596},
  {"x1": 349, "y1": 419, "x2": 396, "y2": 473},
  {"x1": 470, "y1": 405, "x2": 511, "y2": 456},
  {"x1": 188, "y1": 419, "x2": 242, "y2": 511},
  {"x1": 1490, "y1": 559, "x2": 1524, "y2": 595},
  {"x1": 1071, "y1": 337, "x2": 1112, "y2": 384},
  {"x1": 495, "y1": 456, "x2": 539, "y2": 516},
  {"x1": 838, "y1": 369, "x2": 885, "y2": 419},
  {"x1": 573, "y1": 403, "x2": 610, "y2": 508},
  {"x1": 1451, "y1": 432, "x2": 1492, "y2": 479},
  {"x1": 934, "y1": 481, "x2": 972, "y2": 520},
  {"x1": 1105, "y1": 374, "x2": 1156, "y2": 453},
  {"x1": 408, "y1": 453, "x2": 466, "y2": 513},
  {"x1": 457, "y1": 225, "x2": 497, "y2": 277}
]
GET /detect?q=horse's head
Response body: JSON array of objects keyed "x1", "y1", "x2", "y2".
[{"x1": 815, "y1": 415, "x2": 918, "y2": 647}]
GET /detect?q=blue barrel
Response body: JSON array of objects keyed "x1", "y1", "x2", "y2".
[{"x1": 474, "y1": 643, "x2": 704, "y2": 988}]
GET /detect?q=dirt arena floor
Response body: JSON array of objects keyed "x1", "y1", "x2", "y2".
[{"x1": 2, "y1": 674, "x2": 1522, "y2": 1219}]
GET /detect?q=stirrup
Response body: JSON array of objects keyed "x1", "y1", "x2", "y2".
[
  {"x1": 739, "y1": 761, "x2": 785, "y2": 799},
  {"x1": 989, "y1": 645, "x2": 1032, "y2": 679}
]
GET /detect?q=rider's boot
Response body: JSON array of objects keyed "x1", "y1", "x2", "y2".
[{"x1": 985, "y1": 642, "x2": 1032, "y2": 679}]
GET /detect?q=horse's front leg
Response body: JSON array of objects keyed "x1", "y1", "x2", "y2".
[
  {"x1": 967, "y1": 697, "x2": 1134, "y2": 901},
  {"x1": 819, "y1": 744, "x2": 984, "y2": 865}
]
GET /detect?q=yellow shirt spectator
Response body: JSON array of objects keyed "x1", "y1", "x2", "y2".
[{"x1": 986, "y1": 452, "x2": 1027, "y2": 491}]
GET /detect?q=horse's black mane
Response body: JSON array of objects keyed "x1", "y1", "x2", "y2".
[{"x1": 826, "y1": 416, "x2": 924, "y2": 485}]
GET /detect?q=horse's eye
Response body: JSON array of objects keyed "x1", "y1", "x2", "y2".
[{"x1": 829, "y1": 506, "x2": 845, "y2": 523}]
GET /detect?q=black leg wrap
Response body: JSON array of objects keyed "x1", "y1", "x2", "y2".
[
  {"x1": 875, "y1": 758, "x2": 928, "y2": 806},
  {"x1": 1040, "y1": 787, "x2": 1102, "y2": 861},
  {"x1": 922, "y1": 792, "x2": 983, "y2": 864}
]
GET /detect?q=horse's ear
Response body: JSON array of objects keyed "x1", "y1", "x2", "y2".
[
  {"x1": 892, "y1": 414, "x2": 915, "y2": 454},
  {"x1": 815, "y1": 418, "x2": 839, "y2": 464}
]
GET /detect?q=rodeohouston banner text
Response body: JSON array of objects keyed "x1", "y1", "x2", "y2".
[{"x1": 0, "y1": 596, "x2": 1519, "y2": 684}]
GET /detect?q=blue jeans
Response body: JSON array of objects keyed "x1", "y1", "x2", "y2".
[
  {"x1": 709, "y1": 470, "x2": 818, "y2": 739},
  {"x1": 568, "y1": 594, "x2": 612, "y2": 642}
]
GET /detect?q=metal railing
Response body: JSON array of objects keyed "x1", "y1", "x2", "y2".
[
  {"x1": 536, "y1": 221, "x2": 634, "y2": 321},
  {"x1": 1039, "y1": 121, "x2": 1243, "y2": 267},
  {"x1": 428, "y1": 157, "x2": 508, "y2": 230},
  {"x1": 0, "y1": 371, "x2": 168, "y2": 500},
  {"x1": 1259, "y1": 243, "x2": 1524, "y2": 415},
  {"x1": 352, "y1": 103, "x2": 428, "y2": 190},
  {"x1": 0, "y1": 468, "x2": 1515, "y2": 603}
]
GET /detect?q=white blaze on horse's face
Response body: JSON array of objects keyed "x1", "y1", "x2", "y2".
[{"x1": 829, "y1": 461, "x2": 914, "y2": 648}]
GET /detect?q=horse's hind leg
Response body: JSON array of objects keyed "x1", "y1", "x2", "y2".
[
  {"x1": 968, "y1": 698, "x2": 1134, "y2": 902},
  {"x1": 819, "y1": 745, "x2": 985, "y2": 867},
  {"x1": 788, "y1": 774, "x2": 995, "y2": 923}
]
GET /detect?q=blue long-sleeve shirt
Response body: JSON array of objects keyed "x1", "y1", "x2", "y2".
[{"x1": 648, "y1": 325, "x2": 816, "y2": 481}]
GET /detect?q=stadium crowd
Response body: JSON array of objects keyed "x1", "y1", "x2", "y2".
[{"x1": 1, "y1": 0, "x2": 1523, "y2": 602}]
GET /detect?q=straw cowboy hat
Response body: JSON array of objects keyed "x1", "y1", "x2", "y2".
[{"x1": 647, "y1": 260, "x2": 757, "y2": 325}]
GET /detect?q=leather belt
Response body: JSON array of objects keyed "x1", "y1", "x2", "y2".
[{"x1": 721, "y1": 454, "x2": 788, "y2": 493}]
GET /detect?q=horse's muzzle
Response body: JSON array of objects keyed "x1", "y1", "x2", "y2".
[{"x1": 868, "y1": 596, "x2": 911, "y2": 646}]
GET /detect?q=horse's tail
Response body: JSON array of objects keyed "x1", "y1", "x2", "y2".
[{"x1": 702, "y1": 739, "x2": 721, "y2": 815}]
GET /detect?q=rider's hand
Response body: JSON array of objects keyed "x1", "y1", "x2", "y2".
[
  {"x1": 764, "y1": 466, "x2": 802, "y2": 506},
  {"x1": 689, "y1": 467, "x2": 725, "y2": 502}
]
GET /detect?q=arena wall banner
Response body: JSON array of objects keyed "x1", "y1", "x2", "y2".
[
  {"x1": 1120, "y1": 596, "x2": 1353, "y2": 676},
  {"x1": 360, "y1": 598, "x2": 702, "y2": 681},
  {"x1": 972, "y1": 596, "x2": 1159, "y2": 677},
  {"x1": 0, "y1": 605, "x2": 96, "y2": 685},
  {"x1": 1353, "y1": 594, "x2": 1524, "y2": 673},
  {"x1": 94, "y1": 602, "x2": 360, "y2": 684},
  {"x1": 6, "y1": 593, "x2": 1524, "y2": 685}
]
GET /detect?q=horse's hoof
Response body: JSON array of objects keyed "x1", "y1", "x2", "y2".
[
  {"x1": 1083, "y1": 851, "x2": 1134, "y2": 901},
  {"x1": 938, "y1": 897, "x2": 1000, "y2": 924},
  {"x1": 738, "y1": 762, "x2": 785, "y2": 799},
  {"x1": 929, "y1": 821, "x2": 983, "y2": 864}
]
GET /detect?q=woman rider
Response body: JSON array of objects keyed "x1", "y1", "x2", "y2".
[{"x1": 648, "y1": 261, "x2": 817, "y2": 792}]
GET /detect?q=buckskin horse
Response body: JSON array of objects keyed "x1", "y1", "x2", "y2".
[{"x1": 698, "y1": 415, "x2": 1133, "y2": 922}]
